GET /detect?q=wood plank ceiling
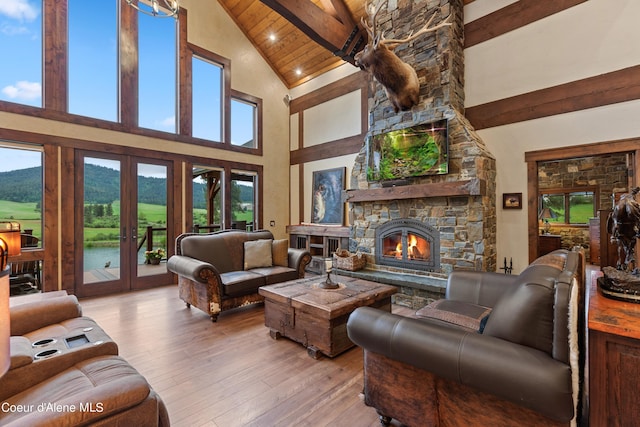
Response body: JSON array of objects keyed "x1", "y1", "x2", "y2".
[
  {"x1": 217, "y1": 0, "x2": 367, "y2": 88},
  {"x1": 216, "y1": 0, "x2": 476, "y2": 89}
]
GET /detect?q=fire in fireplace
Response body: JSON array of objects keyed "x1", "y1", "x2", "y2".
[{"x1": 375, "y1": 219, "x2": 440, "y2": 271}]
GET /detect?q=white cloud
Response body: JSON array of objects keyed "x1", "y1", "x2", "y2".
[
  {"x1": 2, "y1": 80, "x2": 41, "y2": 100},
  {"x1": 0, "y1": 0, "x2": 39, "y2": 22},
  {"x1": 0, "y1": 22, "x2": 28, "y2": 36},
  {"x1": 157, "y1": 116, "x2": 175, "y2": 128}
]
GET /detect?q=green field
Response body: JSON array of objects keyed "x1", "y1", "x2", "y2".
[{"x1": 1, "y1": 199, "x2": 253, "y2": 247}]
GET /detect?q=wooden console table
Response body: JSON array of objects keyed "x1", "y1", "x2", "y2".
[
  {"x1": 287, "y1": 224, "x2": 350, "y2": 274},
  {"x1": 588, "y1": 270, "x2": 640, "y2": 426},
  {"x1": 538, "y1": 234, "x2": 561, "y2": 257}
]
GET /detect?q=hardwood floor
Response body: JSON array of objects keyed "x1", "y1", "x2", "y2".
[{"x1": 80, "y1": 285, "x2": 410, "y2": 427}]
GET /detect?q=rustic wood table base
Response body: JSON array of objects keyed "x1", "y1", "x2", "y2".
[{"x1": 259, "y1": 275, "x2": 397, "y2": 358}]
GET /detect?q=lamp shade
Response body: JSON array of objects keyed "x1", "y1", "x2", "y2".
[
  {"x1": 0, "y1": 266, "x2": 9, "y2": 377},
  {"x1": 538, "y1": 208, "x2": 557, "y2": 220}
]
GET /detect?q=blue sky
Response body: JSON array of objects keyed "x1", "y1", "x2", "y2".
[{"x1": 0, "y1": 0, "x2": 254, "y2": 155}]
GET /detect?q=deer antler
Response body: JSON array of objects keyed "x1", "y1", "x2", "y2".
[
  {"x1": 382, "y1": 10, "x2": 452, "y2": 49},
  {"x1": 360, "y1": 0, "x2": 388, "y2": 48}
]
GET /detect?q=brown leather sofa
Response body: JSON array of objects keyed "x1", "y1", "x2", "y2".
[
  {"x1": 168, "y1": 229, "x2": 311, "y2": 321},
  {"x1": 347, "y1": 248, "x2": 586, "y2": 427},
  {"x1": 1, "y1": 292, "x2": 169, "y2": 426}
]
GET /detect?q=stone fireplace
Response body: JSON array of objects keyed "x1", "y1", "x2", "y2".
[{"x1": 340, "y1": 0, "x2": 497, "y2": 308}]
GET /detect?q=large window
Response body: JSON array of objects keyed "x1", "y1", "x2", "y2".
[
  {"x1": 0, "y1": 143, "x2": 43, "y2": 246},
  {"x1": 138, "y1": 12, "x2": 177, "y2": 132},
  {"x1": 231, "y1": 171, "x2": 257, "y2": 231},
  {"x1": 68, "y1": 0, "x2": 118, "y2": 121},
  {"x1": 0, "y1": 0, "x2": 42, "y2": 107},
  {"x1": 540, "y1": 188, "x2": 596, "y2": 225},
  {"x1": 192, "y1": 56, "x2": 223, "y2": 141},
  {"x1": 192, "y1": 167, "x2": 223, "y2": 230}
]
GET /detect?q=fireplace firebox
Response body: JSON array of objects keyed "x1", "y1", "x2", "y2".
[{"x1": 375, "y1": 219, "x2": 440, "y2": 271}]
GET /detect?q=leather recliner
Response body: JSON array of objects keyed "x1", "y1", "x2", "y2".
[{"x1": 347, "y1": 248, "x2": 585, "y2": 427}]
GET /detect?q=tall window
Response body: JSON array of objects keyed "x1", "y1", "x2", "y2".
[
  {"x1": 0, "y1": 0, "x2": 42, "y2": 107},
  {"x1": 138, "y1": 12, "x2": 177, "y2": 132},
  {"x1": 0, "y1": 143, "x2": 43, "y2": 247},
  {"x1": 68, "y1": 0, "x2": 118, "y2": 121},
  {"x1": 231, "y1": 98, "x2": 256, "y2": 148},
  {"x1": 192, "y1": 56, "x2": 223, "y2": 141},
  {"x1": 540, "y1": 189, "x2": 596, "y2": 225}
]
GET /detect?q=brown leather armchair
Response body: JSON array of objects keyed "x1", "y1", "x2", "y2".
[
  {"x1": 1, "y1": 293, "x2": 169, "y2": 426},
  {"x1": 347, "y1": 248, "x2": 586, "y2": 427}
]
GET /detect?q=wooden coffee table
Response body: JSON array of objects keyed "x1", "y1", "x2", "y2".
[{"x1": 259, "y1": 275, "x2": 396, "y2": 358}]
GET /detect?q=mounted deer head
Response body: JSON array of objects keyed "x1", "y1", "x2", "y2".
[{"x1": 355, "y1": 0, "x2": 451, "y2": 113}]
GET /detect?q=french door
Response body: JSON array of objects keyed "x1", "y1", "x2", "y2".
[{"x1": 75, "y1": 151, "x2": 173, "y2": 297}]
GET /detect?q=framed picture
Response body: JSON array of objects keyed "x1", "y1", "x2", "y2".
[
  {"x1": 311, "y1": 167, "x2": 345, "y2": 224},
  {"x1": 503, "y1": 193, "x2": 522, "y2": 210}
]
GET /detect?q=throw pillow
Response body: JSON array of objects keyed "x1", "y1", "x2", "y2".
[
  {"x1": 415, "y1": 299, "x2": 492, "y2": 332},
  {"x1": 272, "y1": 239, "x2": 289, "y2": 267},
  {"x1": 244, "y1": 239, "x2": 273, "y2": 270}
]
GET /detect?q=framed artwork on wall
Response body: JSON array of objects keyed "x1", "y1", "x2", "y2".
[
  {"x1": 503, "y1": 193, "x2": 522, "y2": 209},
  {"x1": 311, "y1": 167, "x2": 345, "y2": 224}
]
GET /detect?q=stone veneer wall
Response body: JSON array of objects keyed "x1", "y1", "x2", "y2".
[
  {"x1": 538, "y1": 153, "x2": 629, "y2": 262},
  {"x1": 345, "y1": 0, "x2": 497, "y2": 308}
]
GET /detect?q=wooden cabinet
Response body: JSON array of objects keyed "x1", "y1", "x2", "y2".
[
  {"x1": 287, "y1": 224, "x2": 350, "y2": 274},
  {"x1": 588, "y1": 271, "x2": 640, "y2": 426},
  {"x1": 589, "y1": 209, "x2": 618, "y2": 268},
  {"x1": 538, "y1": 234, "x2": 561, "y2": 257}
]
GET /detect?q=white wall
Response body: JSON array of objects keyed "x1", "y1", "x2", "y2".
[{"x1": 465, "y1": 0, "x2": 640, "y2": 271}]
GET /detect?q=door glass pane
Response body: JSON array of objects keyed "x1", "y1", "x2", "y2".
[
  {"x1": 0, "y1": 0, "x2": 42, "y2": 107},
  {"x1": 68, "y1": 0, "x2": 117, "y2": 121},
  {"x1": 231, "y1": 171, "x2": 256, "y2": 231},
  {"x1": 137, "y1": 163, "x2": 167, "y2": 277},
  {"x1": 139, "y1": 13, "x2": 176, "y2": 132},
  {"x1": 192, "y1": 57, "x2": 222, "y2": 141},
  {"x1": 83, "y1": 157, "x2": 121, "y2": 284},
  {"x1": 192, "y1": 167, "x2": 223, "y2": 232}
]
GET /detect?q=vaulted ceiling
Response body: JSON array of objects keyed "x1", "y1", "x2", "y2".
[
  {"x1": 217, "y1": 0, "x2": 475, "y2": 89},
  {"x1": 217, "y1": 0, "x2": 367, "y2": 88}
]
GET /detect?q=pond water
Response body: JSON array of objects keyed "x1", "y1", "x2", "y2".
[{"x1": 83, "y1": 246, "x2": 149, "y2": 270}]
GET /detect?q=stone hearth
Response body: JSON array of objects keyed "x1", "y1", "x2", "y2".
[{"x1": 339, "y1": 0, "x2": 496, "y2": 309}]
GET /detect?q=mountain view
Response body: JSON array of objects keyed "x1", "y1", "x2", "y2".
[{"x1": 0, "y1": 164, "x2": 254, "y2": 208}]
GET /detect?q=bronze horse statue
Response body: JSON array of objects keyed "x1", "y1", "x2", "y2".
[{"x1": 607, "y1": 187, "x2": 640, "y2": 272}]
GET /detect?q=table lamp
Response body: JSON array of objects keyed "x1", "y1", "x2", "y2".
[
  {"x1": 538, "y1": 208, "x2": 556, "y2": 235},
  {"x1": 0, "y1": 221, "x2": 21, "y2": 377}
]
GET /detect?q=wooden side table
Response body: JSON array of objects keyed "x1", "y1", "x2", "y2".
[
  {"x1": 538, "y1": 234, "x2": 561, "y2": 257},
  {"x1": 588, "y1": 270, "x2": 640, "y2": 426}
]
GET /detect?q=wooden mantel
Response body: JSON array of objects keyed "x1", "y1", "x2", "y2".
[{"x1": 344, "y1": 178, "x2": 486, "y2": 203}]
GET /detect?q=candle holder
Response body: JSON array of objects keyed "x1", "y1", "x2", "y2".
[{"x1": 318, "y1": 268, "x2": 339, "y2": 290}]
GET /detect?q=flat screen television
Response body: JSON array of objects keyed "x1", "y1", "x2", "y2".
[{"x1": 366, "y1": 119, "x2": 448, "y2": 182}]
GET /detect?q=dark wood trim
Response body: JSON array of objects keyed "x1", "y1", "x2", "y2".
[
  {"x1": 344, "y1": 178, "x2": 486, "y2": 202},
  {"x1": 44, "y1": 0, "x2": 67, "y2": 111},
  {"x1": 43, "y1": 144, "x2": 59, "y2": 292},
  {"x1": 120, "y1": 1, "x2": 138, "y2": 128},
  {"x1": 464, "y1": 0, "x2": 587, "y2": 48},
  {"x1": 525, "y1": 137, "x2": 640, "y2": 263},
  {"x1": 466, "y1": 65, "x2": 640, "y2": 130},
  {"x1": 60, "y1": 146, "x2": 75, "y2": 294},
  {"x1": 178, "y1": 9, "x2": 191, "y2": 136},
  {"x1": 290, "y1": 71, "x2": 367, "y2": 113},
  {"x1": 290, "y1": 134, "x2": 363, "y2": 165},
  {"x1": 298, "y1": 113, "x2": 304, "y2": 222}
]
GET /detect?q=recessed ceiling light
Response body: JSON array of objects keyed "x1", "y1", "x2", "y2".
[
  {"x1": 295, "y1": 68, "x2": 302, "y2": 76},
  {"x1": 269, "y1": 33, "x2": 276, "y2": 41}
]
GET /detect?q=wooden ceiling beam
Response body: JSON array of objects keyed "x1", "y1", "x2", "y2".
[{"x1": 260, "y1": 0, "x2": 366, "y2": 64}]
